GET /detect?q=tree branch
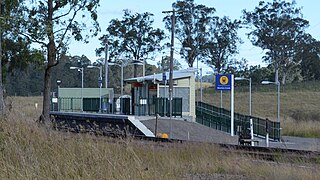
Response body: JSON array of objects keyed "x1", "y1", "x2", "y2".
[
  {"x1": 56, "y1": 4, "x2": 83, "y2": 50},
  {"x1": 52, "y1": 4, "x2": 76, "y2": 20},
  {"x1": 20, "y1": 33, "x2": 47, "y2": 47}
]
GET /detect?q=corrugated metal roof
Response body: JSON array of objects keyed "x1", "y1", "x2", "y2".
[{"x1": 124, "y1": 69, "x2": 196, "y2": 83}]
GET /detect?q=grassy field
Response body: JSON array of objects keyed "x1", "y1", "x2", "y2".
[{"x1": 0, "y1": 96, "x2": 319, "y2": 179}]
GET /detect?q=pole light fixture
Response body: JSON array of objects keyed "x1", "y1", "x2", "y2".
[
  {"x1": 261, "y1": 80, "x2": 281, "y2": 141},
  {"x1": 235, "y1": 77, "x2": 252, "y2": 116},
  {"x1": 235, "y1": 77, "x2": 253, "y2": 145},
  {"x1": 109, "y1": 62, "x2": 125, "y2": 97},
  {"x1": 87, "y1": 65, "x2": 103, "y2": 112},
  {"x1": 162, "y1": 9, "x2": 186, "y2": 139},
  {"x1": 162, "y1": 8, "x2": 182, "y2": 139},
  {"x1": 70, "y1": 66, "x2": 84, "y2": 112},
  {"x1": 56, "y1": 80, "x2": 61, "y2": 111}
]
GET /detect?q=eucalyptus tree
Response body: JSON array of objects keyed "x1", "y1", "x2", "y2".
[
  {"x1": 98, "y1": 10, "x2": 165, "y2": 77},
  {"x1": 242, "y1": 0, "x2": 309, "y2": 84},
  {"x1": 19, "y1": 0, "x2": 100, "y2": 121},
  {"x1": 163, "y1": 0, "x2": 216, "y2": 68},
  {"x1": 157, "y1": 55, "x2": 182, "y2": 72},
  {"x1": 0, "y1": 0, "x2": 44, "y2": 116},
  {"x1": 296, "y1": 34, "x2": 320, "y2": 81},
  {"x1": 202, "y1": 16, "x2": 242, "y2": 74}
]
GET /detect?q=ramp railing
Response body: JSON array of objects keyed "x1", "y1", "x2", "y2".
[{"x1": 196, "y1": 102, "x2": 280, "y2": 141}]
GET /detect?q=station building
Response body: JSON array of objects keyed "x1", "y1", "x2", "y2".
[{"x1": 54, "y1": 69, "x2": 196, "y2": 121}]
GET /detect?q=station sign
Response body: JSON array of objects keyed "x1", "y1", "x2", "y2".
[{"x1": 216, "y1": 74, "x2": 232, "y2": 91}]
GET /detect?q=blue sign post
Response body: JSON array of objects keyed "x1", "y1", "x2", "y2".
[
  {"x1": 216, "y1": 74, "x2": 232, "y2": 91},
  {"x1": 162, "y1": 72, "x2": 166, "y2": 83},
  {"x1": 215, "y1": 74, "x2": 235, "y2": 136}
]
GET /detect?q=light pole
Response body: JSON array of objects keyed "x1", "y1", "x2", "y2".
[
  {"x1": 235, "y1": 77, "x2": 253, "y2": 145},
  {"x1": 200, "y1": 68, "x2": 203, "y2": 102},
  {"x1": 87, "y1": 65, "x2": 102, "y2": 112},
  {"x1": 109, "y1": 61, "x2": 124, "y2": 97},
  {"x1": 70, "y1": 67, "x2": 84, "y2": 112},
  {"x1": 162, "y1": 8, "x2": 178, "y2": 139},
  {"x1": 261, "y1": 80, "x2": 281, "y2": 140},
  {"x1": 234, "y1": 77, "x2": 252, "y2": 116},
  {"x1": 104, "y1": 40, "x2": 109, "y2": 89},
  {"x1": 56, "y1": 80, "x2": 61, "y2": 111},
  {"x1": 109, "y1": 61, "x2": 124, "y2": 114}
]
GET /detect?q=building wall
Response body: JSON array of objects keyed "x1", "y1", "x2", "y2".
[
  {"x1": 57, "y1": 88, "x2": 114, "y2": 112},
  {"x1": 129, "y1": 72, "x2": 196, "y2": 120},
  {"x1": 175, "y1": 75, "x2": 196, "y2": 121},
  {"x1": 189, "y1": 75, "x2": 196, "y2": 121},
  {"x1": 58, "y1": 88, "x2": 113, "y2": 98}
]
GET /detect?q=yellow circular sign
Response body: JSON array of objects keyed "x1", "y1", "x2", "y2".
[{"x1": 220, "y1": 76, "x2": 229, "y2": 85}]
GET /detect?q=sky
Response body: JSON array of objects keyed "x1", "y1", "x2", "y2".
[{"x1": 68, "y1": 0, "x2": 320, "y2": 73}]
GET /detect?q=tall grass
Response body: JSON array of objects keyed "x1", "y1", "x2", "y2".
[{"x1": 0, "y1": 96, "x2": 319, "y2": 179}]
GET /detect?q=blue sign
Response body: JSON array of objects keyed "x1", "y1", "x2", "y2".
[
  {"x1": 216, "y1": 74, "x2": 232, "y2": 91},
  {"x1": 98, "y1": 78, "x2": 102, "y2": 87},
  {"x1": 162, "y1": 73, "x2": 167, "y2": 83}
]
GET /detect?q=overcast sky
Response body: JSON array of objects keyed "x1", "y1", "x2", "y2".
[{"x1": 68, "y1": 0, "x2": 320, "y2": 72}]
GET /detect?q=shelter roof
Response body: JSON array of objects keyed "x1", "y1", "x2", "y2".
[{"x1": 124, "y1": 69, "x2": 196, "y2": 83}]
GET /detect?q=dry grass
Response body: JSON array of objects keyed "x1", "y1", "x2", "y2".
[
  {"x1": 196, "y1": 82, "x2": 213, "y2": 89},
  {"x1": 0, "y1": 96, "x2": 319, "y2": 179}
]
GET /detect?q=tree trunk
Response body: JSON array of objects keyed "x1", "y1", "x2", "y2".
[
  {"x1": 281, "y1": 72, "x2": 287, "y2": 85},
  {"x1": 41, "y1": 67, "x2": 52, "y2": 121},
  {"x1": 0, "y1": 0, "x2": 5, "y2": 117},
  {"x1": 40, "y1": 0, "x2": 55, "y2": 122}
]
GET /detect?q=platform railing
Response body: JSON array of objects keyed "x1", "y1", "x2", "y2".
[{"x1": 196, "y1": 101, "x2": 280, "y2": 141}]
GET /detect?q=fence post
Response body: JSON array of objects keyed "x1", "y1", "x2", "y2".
[
  {"x1": 155, "y1": 114, "x2": 159, "y2": 137},
  {"x1": 250, "y1": 118, "x2": 254, "y2": 146},
  {"x1": 266, "y1": 119, "x2": 269, "y2": 147}
]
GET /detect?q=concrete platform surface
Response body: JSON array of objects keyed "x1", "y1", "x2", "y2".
[{"x1": 138, "y1": 116, "x2": 320, "y2": 152}]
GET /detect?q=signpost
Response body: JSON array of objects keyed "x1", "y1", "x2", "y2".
[
  {"x1": 216, "y1": 74, "x2": 232, "y2": 90},
  {"x1": 216, "y1": 74, "x2": 234, "y2": 136},
  {"x1": 163, "y1": 73, "x2": 167, "y2": 116}
]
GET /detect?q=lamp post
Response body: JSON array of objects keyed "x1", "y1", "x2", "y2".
[
  {"x1": 70, "y1": 67, "x2": 84, "y2": 112},
  {"x1": 87, "y1": 65, "x2": 102, "y2": 112},
  {"x1": 109, "y1": 61, "x2": 124, "y2": 97},
  {"x1": 162, "y1": 8, "x2": 178, "y2": 139},
  {"x1": 56, "y1": 80, "x2": 61, "y2": 111},
  {"x1": 234, "y1": 77, "x2": 252, "y2": 116},
  {"x1": 109, "y1": 61, "x2": 124, "y2": 114},
  {"x1": 104, "y1": 40, "x2": 109, "y2": 89},
  {"x1": 235, "y1": 77, "x2": 253, "y2": 145},
  {"x1": 200, "y1": 68, "x2": 203, "y2": 102},
  {"x1": 261, "y1": 80, "x2": 281, "y2": 141}
]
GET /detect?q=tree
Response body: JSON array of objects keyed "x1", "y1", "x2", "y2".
[
  {"x1": 98, "y1": 10, "x2": 165, "y2": 77},
  {"x1": 296, "y1": 34, "x2": 320, "y2": 81},
  {"x1": 157, "y1": 55, "x2": 182, "y2": 72},
  {"x1": 0, "y1": 0, "x2": 44, "y2": 116},
  {"x1": 163, "y1": 0, "x2": 216, "y2": 67},
  {"x1": 242, "y1": 0, "x2": 309, "y2": 84},
  {"x1": 20, "y1": 0, "x2": 100, "y2": 122},
  {"x1": 202, "y1": 16, "x2": 242, "y2": 73},
  {"x1": 245, "y1": 65, "x2": 274, "y2": 84}
]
